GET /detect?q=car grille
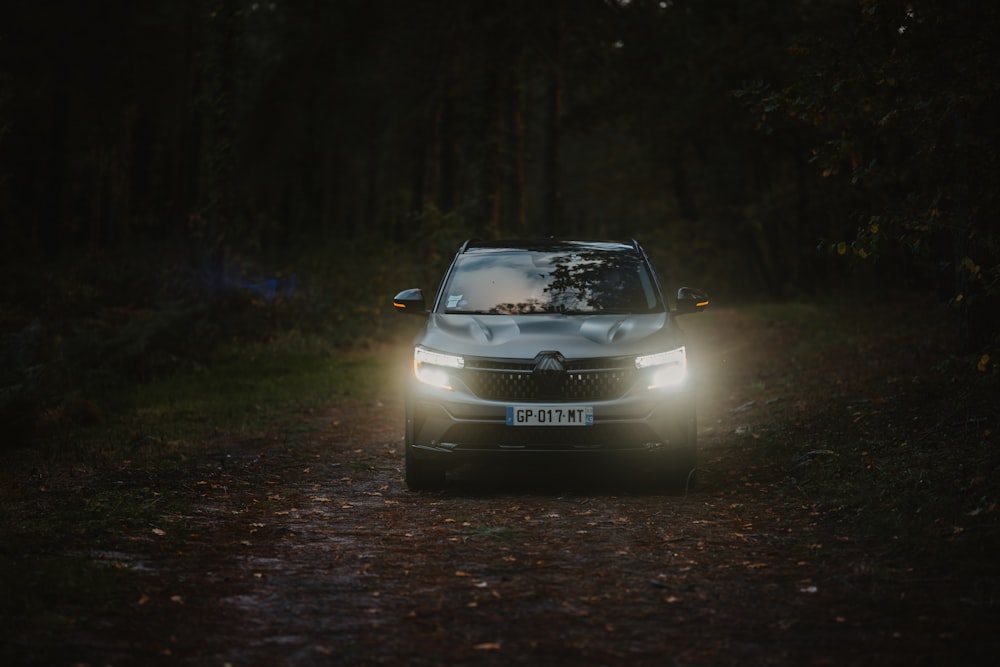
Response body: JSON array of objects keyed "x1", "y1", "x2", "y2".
[
  {"x1": 462, "y1": 357, "x2": 635, "y2": 401},
  {"x1": 440, "y1": 422, "x2": 659, "y2": 450}
]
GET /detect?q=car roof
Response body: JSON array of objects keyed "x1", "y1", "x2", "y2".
[{"x1": 460, "y1": 239, "x2": 640, "y2": 254}]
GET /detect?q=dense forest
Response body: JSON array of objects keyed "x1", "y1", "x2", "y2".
[{"x1": 1, "y1": 1, "x2": 998, "y2": 353}]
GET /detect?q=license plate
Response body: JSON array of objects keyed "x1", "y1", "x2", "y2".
[{"x1": 506, "y1": 406, "x2": 593, "y2": 426}]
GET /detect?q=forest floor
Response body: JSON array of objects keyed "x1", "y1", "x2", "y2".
[{"x1": 3, "y1": 294, "x2": 999, "y2": 666}]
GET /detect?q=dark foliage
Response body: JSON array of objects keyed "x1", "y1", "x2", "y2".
[{"x1": 0, "y1": 1, "x2": 997, "y2": 374}]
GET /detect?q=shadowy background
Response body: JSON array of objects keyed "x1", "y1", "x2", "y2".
[{"x1": 1, "y1": 0, "x2": 997, "y2": 440}]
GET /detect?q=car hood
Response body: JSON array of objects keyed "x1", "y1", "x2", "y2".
[{"x1": 419, "y1": 312, "x2": 681, "y2": 359}]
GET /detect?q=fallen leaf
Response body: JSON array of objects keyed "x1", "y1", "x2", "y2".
[
  {"x1": 473, "y1": 643, "x2": 502, "y2": 651},
  {"x1": 152, "y1": 528, "x2": 166, "y2": 537}
]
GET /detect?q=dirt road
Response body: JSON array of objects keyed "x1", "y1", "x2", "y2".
[{"x1": 7, "y1": 304, "x2": 998, "y2": 666}]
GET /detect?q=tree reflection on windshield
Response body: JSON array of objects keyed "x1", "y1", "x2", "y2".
[{"x1": 442, "y1": 249, "x2": 660, "y2": 314}]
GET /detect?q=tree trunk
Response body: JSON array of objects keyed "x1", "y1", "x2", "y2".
[
  {"x1": 510, "y1": 56, "x2": 527, "y2": 237},
  {"x1": 543, "y1": 1, "x2": 564, "y2": 236},
  {"x1": 487, "y1": 60, "x2": 508, "y2": 240},
  {"x1": 200, "y1": 0, "x2": 240, "y2": 291}
]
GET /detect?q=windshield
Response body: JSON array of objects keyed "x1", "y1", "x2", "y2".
[{"x1": 438, "y1": 249, "x2": 663, "y2": 315}]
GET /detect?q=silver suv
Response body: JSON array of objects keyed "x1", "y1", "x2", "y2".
[{"x1": 392, "y1": 239, "x2": 708, "y2": 489}]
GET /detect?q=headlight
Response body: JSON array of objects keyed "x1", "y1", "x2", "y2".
[
  {"x1": 635, "y1": 346, "x2": 687, "y2": 389},
  {"x1": 413, "y1": 346, "x2": 464, "y2": 390}
]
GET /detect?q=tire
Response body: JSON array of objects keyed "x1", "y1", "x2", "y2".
[
  {"x1": 664, "y1": 412, "x2": 698, "y2": 490},
  {"x1": 404, "y1": 445, "x2": 446, "y2": 490},
  {"x1": 673, "y1": 448, "x2": 697, "y2": 491},
  {"x1": 403, "y1": 404, "x2": 446, "y2": 490}
]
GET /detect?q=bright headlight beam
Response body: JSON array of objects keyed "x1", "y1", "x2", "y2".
[
  {"x1": 415, "y1": 347, "x2": 465, "y2": 369},
  {"x1": 635, "y1": 346, "x2": 687, "y2": 389},
  {"x1": 413, "y1": 346, "x2": 464, "y2": 390}
]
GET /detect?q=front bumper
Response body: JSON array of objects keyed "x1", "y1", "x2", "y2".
[{"x1": 406, "y1": 382, "x2": 695, "y2": 461}]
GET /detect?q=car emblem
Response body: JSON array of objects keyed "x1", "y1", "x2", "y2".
[{"x1": 533, "y1": 351, "x2": 565, "y2": 374}]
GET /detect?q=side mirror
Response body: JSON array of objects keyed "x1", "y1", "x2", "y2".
[
  {"x1": 392, "y1": 288, "x2": 427, "y2": 315},
  {"x1": 675, "y1": 287, "x2": 709, "y2": 315}
]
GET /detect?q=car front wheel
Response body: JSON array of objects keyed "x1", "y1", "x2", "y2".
[
  {"x1": 664, "y1": 412, "x2": 698, "y2": 490},
  {"x1": 404, "y1": 445, "x2": 446, "y2": 490}
]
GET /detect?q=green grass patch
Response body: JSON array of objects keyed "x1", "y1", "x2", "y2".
[
  {"x1": 127, "y1": 347, "x2": 388, "y2": 431},
  {"x1": 47, "y1": 335, "x2": 403, "y2": 468}
]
